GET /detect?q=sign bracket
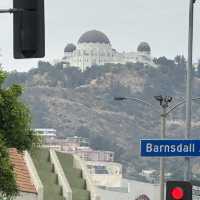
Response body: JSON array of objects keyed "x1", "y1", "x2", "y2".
[{"x1": 0, "y1": 8, "x2": 24, "y2": 14}]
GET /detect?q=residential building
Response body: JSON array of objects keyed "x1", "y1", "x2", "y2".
[
  {"x1": 86, "y1": 161, "x2": 122, "y2": 188},
  {"x1": 8, "y1": 148, "x2": 43, "y2": 200}
]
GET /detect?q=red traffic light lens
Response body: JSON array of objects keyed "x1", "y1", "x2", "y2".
[{"x1": 171, "y1": 187, "x2": 184, "y2": 199}]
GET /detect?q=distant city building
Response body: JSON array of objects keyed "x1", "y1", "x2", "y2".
[
  {"x1": 64, "y1": 136, "x2": 89, "y2": 146},
  {"x1": 34, "y1": 128, "x2": 57, "y2": 137},
  {"x1": 139, "y1": 169, "x2": 159, "y2": 183},
  {"x1": 42, "y1": 134, "x2": 115, "y2": 162},
  {"x1": 87, "y1": 161, "x2": 122, "y2": 188},
  {"x1": 75, "y1": 147, "x2": 114, "y2": 162},
  {"x1": 140, "y1": 169, "x2": 157, "y2": 178},
  {"x1": 34, "y1": 128, "x2": 57, "y2": 144},
  {"x1": 139, "y1": 169, "x2": 172, "y2": 183},
  {"x1": 63, "y1": 30, "x2": 155, "y2": 71}
]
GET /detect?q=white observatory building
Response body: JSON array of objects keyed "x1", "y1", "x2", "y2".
[{"x1": 63, "y1": 30, "x2": 154, "y2": 71}]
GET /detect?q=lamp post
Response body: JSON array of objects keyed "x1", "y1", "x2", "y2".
[
  {"x1": 185, "y1": 0, "x2": 196, "y2": 181},
  {"x1": 114, "y1": 96, "x2": 200, "y2": 200},
  {"x1": 115, "y1": 95, "x2": 172, "y2": 200},
  {"x1": 154, "y1": 95, "x2": 172, "y2": 200}
]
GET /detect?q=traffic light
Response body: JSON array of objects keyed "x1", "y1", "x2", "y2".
[
  {"x1": 13, "y1": 0, "x2": 45, "y2": 59},
  {"x1": 166, "y1": 181, "x2": 192, "y2": 200}
]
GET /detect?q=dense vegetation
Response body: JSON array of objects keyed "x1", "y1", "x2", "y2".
[
  {"x1": 0, "y1": 70, "x2": 37, "y2": 198},
  {"x1": 5, "y1": 56, "x2": 191, "y2": 91},
  {"x1": 4, "y1": 55, "x2": 192, "y2": 129}
]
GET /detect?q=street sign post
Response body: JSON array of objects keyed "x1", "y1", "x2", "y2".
[
  {"x1": 191, "y1": 180, "x2": 200, "y2": 200},
  {"x1": 140, "y1": 139, "x2": 200, "y2": 157}
]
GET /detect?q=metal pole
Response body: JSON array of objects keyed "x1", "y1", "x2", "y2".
[
  {"x1": 0, "y1": 8, "x2": 24, "y2": 14},
  {"x1": 160, "y1": 106, "x2": 166, "y2": 200},
  {"x1": 185, "y1": 0, "x2": 194, "y2": 181},
  {"x1": 0, "y1": 9, "x2": 12, "y2": 13}
]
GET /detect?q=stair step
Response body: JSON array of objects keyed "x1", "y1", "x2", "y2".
[
  {"x1": 57, "y1": 152, "x2": 74, "y2": 168},
  {"x1": 31, "y1": 148, "x2": 65, "y2": 200},
  {"x1": 72, "y1": 188, "x2": 90, "y2": 200},
  {"x1": 63, "y1": 168, "x2": 83, "y2": 178},
  {"x1": 56, "y1": 151, "x2": 91, "y2": 200},
  {"x1": 68, "y1": 176, "x2": 87, "y2": 190}
]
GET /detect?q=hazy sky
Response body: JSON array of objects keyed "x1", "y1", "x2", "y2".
[{"x1": 0, "y1": 0, "x2": 200, "y2": 71}]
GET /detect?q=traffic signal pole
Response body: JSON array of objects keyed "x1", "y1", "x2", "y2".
[
  {"x1": 0, "y1": 0, "x2": 45, "y2": 59},
  {"x1": 185, "y1": 0, "x2": 194, "y2": 181}
]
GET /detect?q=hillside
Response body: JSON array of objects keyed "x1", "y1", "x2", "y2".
[{"x1": 4, "y1": 56, "x2": 200, "y2": 179}]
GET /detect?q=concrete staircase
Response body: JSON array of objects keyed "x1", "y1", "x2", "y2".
[
  {"x1": 32, "y1": 149, "x2": 64, "y2": 200},
  {"x1": 57, "y1": 152, "x2": 90, "y2": 200}
]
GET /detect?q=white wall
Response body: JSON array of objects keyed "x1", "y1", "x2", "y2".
[
  {"x1": 24, "y1": 151, "x2": 43, "y2": 200},
  {"x1": 86, "y1": 161, "x2": 122, "y2": 188},
  {"x1": 73, "y1": 155, "x2": 101, "y2": 200},
  {"x1": 15, "y1": 192, "x2": 38, "y2": 200},
  {"x1": 97, "y1": 179, "x2": 160, "y2": 200},
  {"x1": 90, "y1": 174, "x2": 122, "y2": 188},
  {"x1": 49, "y1": 150, "x2": 72, "y2": 200}
]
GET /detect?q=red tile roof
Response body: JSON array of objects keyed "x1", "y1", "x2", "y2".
[{"x1": 9, "y1": 148, "x2": 37, "y2": 194}]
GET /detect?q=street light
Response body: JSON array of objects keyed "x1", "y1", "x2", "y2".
[
  {"x1": 114, "y1": 95, "x2": 200, "y2": 200},
  {"x1": 115, "y1": 95, "x2": 172, "y2": 200},
  {"x1": 185, "y1": 0, "x2": 197, "y2": 182},
  {"x1": 154, "y1": 96, "x2": 173, "y2": 200}
]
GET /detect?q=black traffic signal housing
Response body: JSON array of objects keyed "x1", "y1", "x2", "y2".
[
  {"x1": 13, "y1": 0, "x2": 45, "y2": 59},
  {"x1": 166, "y1": 181, "x2": 192, "y2": 200}
]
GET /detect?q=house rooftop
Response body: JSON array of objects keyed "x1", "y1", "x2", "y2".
[{"x1": 9, "y1": 148, "x2": 37, "y2": 194}]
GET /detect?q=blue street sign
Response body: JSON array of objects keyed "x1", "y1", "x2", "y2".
[{"x1": 140, "y1": 139, "x2": 200, "y2": 157}]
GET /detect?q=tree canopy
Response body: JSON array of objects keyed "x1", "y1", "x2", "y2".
[
  {"x1": 0, "y1": 70, "x2": 36, "y2": 198},
  {"x1": 0, "y1": 137, "x2": 18, "y2": 199}
]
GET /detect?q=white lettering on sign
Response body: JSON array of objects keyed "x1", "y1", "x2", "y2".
[
  {"x1": 145, "y1": 143, "x2": 195, "y2": 153},
  {"x1": 146, "y1": 143, "x2": 152, "y2": 152}
]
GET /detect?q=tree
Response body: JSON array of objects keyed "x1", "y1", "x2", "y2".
[
  {"x1": 0, "y1": 70, "x2": 37, "y2": 198},
  {"x1": 196, "y1": 60, "x2": 200, "y2": 78},
  {"x1": 75, "y1": 126, "x2": 91, "y2": 139},
  {"x1": 174, "y1": 55, "x2": 186, "y2": 66},
  {"x1": 0, "y1": 137, "x2": 18, "y2": 199},
  {"x1": 174, "y1": 55, "x2": 186, "y2": 84}
]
